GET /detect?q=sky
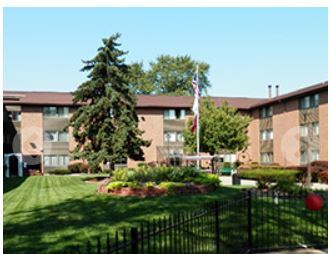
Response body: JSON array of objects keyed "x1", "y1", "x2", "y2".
[{"x1": 3, "y1": 7, "x2": 328, "y2": 98}]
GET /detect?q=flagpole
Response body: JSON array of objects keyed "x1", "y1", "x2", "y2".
[{"x1": 196, "y1": 65, "x2": 200, "y2": 170}]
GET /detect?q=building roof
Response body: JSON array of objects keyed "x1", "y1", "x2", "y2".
[
  {"x1": 3, "y1": 81, "x2": 328, "y2": 110},
  {"x1": 249, "y1": 81, "x2": 328, "y2": 108}
]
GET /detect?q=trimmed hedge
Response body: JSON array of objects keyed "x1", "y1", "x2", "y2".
[
  {"x1": 68, "y1": 162, "x2": 90, "y2": 174},
  {"x1": 111, "y1": 166, "x2": 200, "y2": 183},
  {"x1": 239, "y1": 169, "x2": 301, "y2": 189},
  {"x1": 47, "y1": 169, "x2": 71, "y2": 175}
]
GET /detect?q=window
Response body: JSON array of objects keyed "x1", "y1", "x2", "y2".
[
  {"x1": 164, "y1": 132, "x2": 184, "y2": 142},
  {"x1": 177, "y1": 132, "x2": 184, "y2": 142},
  {"x1": 300, "y1": 126, "x2": 308, "y2": 137},
  {"x1": 164, "y1": 132, "x2": 177, "y2": 142},
  {"x1": 312, "y1": 122, "x2": 319, "y2": 136},
  {"x1": 259, "y1": 106, "x2": 273, "y2": 118},
  {"x1": 44, "y1": 131, "x2": 58, "y2": 141},
  {"x1": 58, "y1": 131, "x2": 69, "y2": 141},
  {"x1": 300, "y1": 150, "x2": 320, "y2": 165},
  {"x1": 164, "y1": 109, "x2": 186, "y2": 119},
  {"x1": 43, "y1": 107, "x2": 69, "y2": 117},
  {"x1": 299, "y1": 94, "x2": 319, "y2": 109},
  {"x1": 260, "y1": 129, "x2": 273, "y2": 141},
  {"x1": 261, "y1": 152, "x2": 273, "y2": 164},
  {"x1": 8, "y1": 111, "x2": 21, "y2": 121},
  {"x1": 44, "y1": 130, "x2": 68, "y2": 142},
  {"x1": 44, "y1": 155, "x2": 69, "y2": 167},
  {"x1": 311, "y1": 150, "x2": 320, "y2": 161},
  {"x1": 300, "y1": 151, "x2": 308, "y2": 165},
  {"x1": 300, "y1": 123, "x2": 319, "y2": 137}
]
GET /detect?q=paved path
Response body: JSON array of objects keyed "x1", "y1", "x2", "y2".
[
  {"x1": 257, "y1": 248, "x2": 327, "y2": 254},
  {"x1": 219, "y1": 176, "x2": 328, "y2": 190}
]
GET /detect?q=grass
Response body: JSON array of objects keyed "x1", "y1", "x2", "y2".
[
  {"x1": 4, "y1": 176, "x2": 242, "y2": 253},
  {"x1": 4, "y1": 176, "x2": 327, "y2": 253}
]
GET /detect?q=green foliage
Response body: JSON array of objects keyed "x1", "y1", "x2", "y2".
[
  {"x1": 239, "y1": 169, "x2": 301, "y2": 189},
  {"x1": 107, "y1": 181, "x2": 129, "y2": 190},
  {"x1": 111, "y1": 166, "x2": 199, "y2": 183},
  {"x1": 144, "y1": 181, "x2": 156, "y2": 188},
  {"x1": 159, "y1": 182, "x2": 185, "y2": 194},
  {"x1": 184, "y1": 98, "x2": 251, "y2": 156},
  {"x1": 271, "y1": 179, "x2": 303, "y2": 194},
  {"x1": 128, "y1": 55, "x2": 210, "y2": 96},
  {"x1": 68, "y1": 162, "x2": 90, "y2": 174},
  {"x1": 47, "y1": 169, "x2": 71, "y2": 175},
  {"x1": 186, "y1": 173, "x2": 221, "y2": 188},
  {"x1": 68, "y1": 33, "x2": 150, "y2": 172}
]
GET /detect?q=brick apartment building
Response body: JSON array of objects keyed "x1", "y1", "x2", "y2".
[{"x1": 3, "y1": 81, "x2": 328, "y2": 177}]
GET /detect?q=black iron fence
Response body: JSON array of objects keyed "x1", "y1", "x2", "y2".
[{"x1": 65, "y1": 190, "x2": 327, "y2": 254}]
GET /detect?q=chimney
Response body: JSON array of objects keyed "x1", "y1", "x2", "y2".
[
  {"x1": 275, "y1": 85, "x2": 279, "y2": 97},
  {"x1": 268, "y1": 85, "x2": 272, "y2": 98}
]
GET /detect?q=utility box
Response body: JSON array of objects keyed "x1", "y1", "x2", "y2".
[{"x1": 232, "y1": 173, "x2": 241, "y2": 185}]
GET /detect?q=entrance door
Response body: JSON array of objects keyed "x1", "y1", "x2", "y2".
[{"x1": 9, "y1": 155, "x2": 19, "y2": 177}]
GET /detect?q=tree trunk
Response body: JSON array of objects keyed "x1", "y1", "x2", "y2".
[{"x1": 109, "y1": 162, "x2": 115, "y2": 177}]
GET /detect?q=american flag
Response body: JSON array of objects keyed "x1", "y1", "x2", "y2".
[{"x1": 191, "y1": 68, "x2": 199, "y2": 132}]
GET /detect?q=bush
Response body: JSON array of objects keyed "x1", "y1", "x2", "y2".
[
  {"x1": 111, "y1": 166, "x2": 199, "y2": 183},
  {"x1": 68, "y1": 162, "x2": 89, "y2": 174},
  {"x1": 185, "y1": 173, "x2": 221, "y2": 188},
  {"x1": 271, "y1": 179, "x2": 302, "y2": 194},
  {"x1": 144, "y1": 181, "x2": 156, "y2": 189},
  {"x1": 47, "y1": 169, "x2": 71, "y2": 175},
  {"x1": 159, "y1": 182, "x2": 185, "y2": 194},
  {"x1": 107, "y1": 181, "x2": 128, "y2": 190},
  {"x1": 239, "y1": 169, "x2": 301, "y2": 189}
]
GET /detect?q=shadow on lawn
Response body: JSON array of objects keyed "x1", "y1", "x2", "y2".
[
  {"x1": 4, "y1": 187, "x2": 241, "y2": 253},
  {"x1": 3, "y1": 177, "x2": 29, "y2": 193}
]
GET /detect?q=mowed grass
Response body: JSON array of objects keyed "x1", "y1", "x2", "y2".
[{"x1": 4, "y1": 176, "x2": 242, "y2": 253}]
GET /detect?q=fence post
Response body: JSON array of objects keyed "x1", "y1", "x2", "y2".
[
  {"x1": 131, "y1": 227, "x2": 138, "y2": 254},
  {"x1": 214, "y1": 201, "x2": 220, "y2": 254},
  {"x1": 247, "y1": 190, "x2": 253, "y2": 250}
]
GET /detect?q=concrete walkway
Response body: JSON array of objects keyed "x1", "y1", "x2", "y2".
[
  {"x1": 257, "y1": 248, "x2": 327, "y2": 254},
  {"x1": 219, "y1": 176, "x2": 328, "y2": 190}
]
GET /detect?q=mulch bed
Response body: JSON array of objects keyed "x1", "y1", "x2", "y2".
[{"x1": 97, "y1": 180, "x2": 215, "y2": 198}]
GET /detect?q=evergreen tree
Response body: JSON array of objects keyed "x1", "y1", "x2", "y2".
[{"x1": 69, "y1": 33, "x2": 150, "y2": 172}]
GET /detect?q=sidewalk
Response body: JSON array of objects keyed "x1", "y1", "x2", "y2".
[
  {"x1": 219, "y1": 176, "x2": 328, "y2": 190},
  {"x1": 257, "y1": 248, "x2": 328, "y2": 254}
]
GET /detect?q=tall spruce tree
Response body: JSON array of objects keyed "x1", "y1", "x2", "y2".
[{"x1": 69, "y1": 33, "x2": 150, "y2": 172}]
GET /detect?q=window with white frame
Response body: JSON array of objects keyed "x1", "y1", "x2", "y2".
[
  {"x1": 44, "y1": 130, "x2": 68, "y2": 142},
  {"x1": 259, "y1": 106, "x2": 273, "y2": 118},
  {"x1": 164, "y1": 132, "x2": 177, "y2": 142},
  {"x1": 260, "y1": 129, "x2": 273, "y2": 141},
  {"x1": 300, "y1": 125, "x2": 309, "y2": 137},
  {"x1": 312, "y1": 122, "x2": 319, "y2": 136},
  {"x1": 299, "y1": 94, "x2": 319, "y2": 109},
  {"x1": 43, "y1": 106, "x2": 69, "y2": 117},
  {"x1": 261, "y1": 152, "x2": 273, "y2": 164},
  {"x1": 44, "y1": 155, "x2": 69, "y2": 167},
  {"x1": 300, "y1": 151, "x2": 308, "y2": 165},
  {"x1": 164, "y1": 109, "x2": 186, "y2": 120},
  {"x1": 311, "y1": 149, "x2": 320, "y2": 161}
]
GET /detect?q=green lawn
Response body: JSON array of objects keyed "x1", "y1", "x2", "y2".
[{"x1": 4, "y1": 176, "x2": 242, "y2": 253}]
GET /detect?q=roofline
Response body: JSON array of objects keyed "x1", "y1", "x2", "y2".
[{"x1": 248, "y1": 81, "x2": 328, "y2": 109}]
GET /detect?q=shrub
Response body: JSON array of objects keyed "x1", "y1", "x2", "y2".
[
  {"x1": 271, "y1": 179, "x2": 302, "y2": 194},
  {"x1": 107, "y1": 181, "x2": 129, "y2": 190},
  {"x1": 159, "y1": 182, "x2": 185, "y2": 194},
  {"x1": 111, "y1": 166, "x2": 199, "y2": 183},
  {"x1": 144, "y1": 181, "x2": 156, "y2": 189},
  {"x1": 68, "y1": 163, "x2": 89, "y2": 174},
  {"x1": 239, "y1": 169, "x2": 301, "y2": 189},
  {"x1": 47, "y1": 169, "x2": 71, "y2": 175},
  {"x1": 186, "y1": 173, "x2": 221, "y2": 188}
]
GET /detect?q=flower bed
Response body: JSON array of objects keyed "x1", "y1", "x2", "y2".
[{"x1": 97, "y1": 166, "x2": 220, "y2": 197}]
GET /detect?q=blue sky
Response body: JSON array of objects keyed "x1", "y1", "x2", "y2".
[{"x1": 3, "y1": 8, "x2": 328, "y2": 98}]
